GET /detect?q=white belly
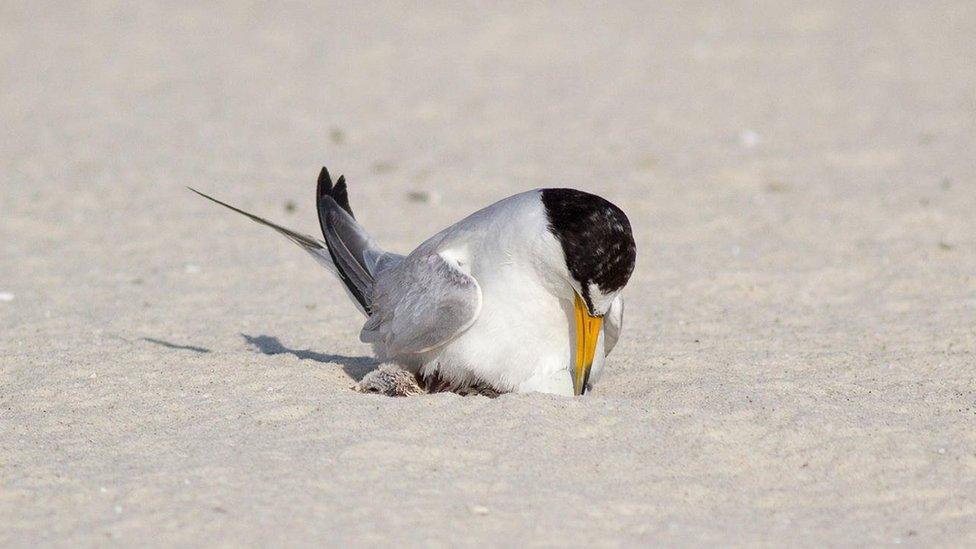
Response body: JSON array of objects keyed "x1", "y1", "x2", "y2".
[
  {"x1": 395, "y1": 189, "x2": 603, "y2": 396},
  {"x1": 421, "y1": 267, "x2": 577, "y2": 395}
]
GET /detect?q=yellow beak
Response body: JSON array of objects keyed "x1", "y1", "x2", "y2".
[{"x1": 573, "y1": 293, "x2": 603, "y2": 396}]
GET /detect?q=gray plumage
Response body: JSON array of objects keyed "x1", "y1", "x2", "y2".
[
  {"x1": 315, "y1": 168, "x2": 403, "y2": 315},
  {"x1": 189, "y1": 182, "x2": 483, "y2": 358},
  {"x1": 361, "y1": 253, "x2": 482, "y2": 358}
]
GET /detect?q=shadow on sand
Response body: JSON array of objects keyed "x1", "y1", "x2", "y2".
[
  {"x1": 241, "y1": 334, "x2": 377, "y2": 381},
  {"x1": 142, "y1": 337, "x2": 212, "y2": 354}
]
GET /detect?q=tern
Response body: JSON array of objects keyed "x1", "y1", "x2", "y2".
[{"x1": 190, "y1": 168, "x2": 636, "y2": 396}]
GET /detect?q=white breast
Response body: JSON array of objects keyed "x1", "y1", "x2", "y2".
[{"x1": 415, "y1": 191, "x2": 578, "y2": 395}]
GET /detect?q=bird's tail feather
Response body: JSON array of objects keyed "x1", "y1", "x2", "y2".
[
  {"x1": 188, "y1": 187, "x2": 339, "y2": 275},
  {"x1": 316, "y1": 167, "x2": 381, "y2": 315},
  {"x1": 189, "y1": 167, "x2": 400, "y2": 318}
]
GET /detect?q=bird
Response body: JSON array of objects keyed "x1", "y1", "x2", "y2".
[{"x1": 189, "y1": 167, "x2": 636, "y2": 396}]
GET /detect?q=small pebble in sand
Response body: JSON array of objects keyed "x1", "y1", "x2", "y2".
[
  {"x1": 184, "y1": 264, "x2": 201, "y2": 274},
  {"x1": 637, "y1": 154, "x2": 657, "y2": 171},
  {"x1": 937, "y1": 447, "x2": 946, "y2": 454},
  {"x1": 100, "y1": 487, "x2": 108, "y2": 494},
  {"x1": 739, "y1": 129, "x2": 761, "y2": 148},
  {"x1": 469, "y1": 505, "x2": 490, "y2": 516},
  {"x1": 114, "y1": 505, "x2": 123, "y2": 514},
  {"x1": 0, "y1": 292, "x2": 14, "y2": 302},
  {"x1": 406, "y1": 190, "x2": 440, "y2": 204},
  {"x1": 372, "y1": 161, "x2": 396, "y2": 174},
  {"x1": 329, "y1": 128, "x2": 346, "y2": 145},
  {"x1": 284, "y1": 200, "x2": 297, "y2": 213},
  {"x1": 938, "y1": 241, "x2": 953, "y2": 251}
]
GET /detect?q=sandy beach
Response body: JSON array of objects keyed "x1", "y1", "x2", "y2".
[{"x1": 2, "y1": 1, "x2": 975, "y2": 546}]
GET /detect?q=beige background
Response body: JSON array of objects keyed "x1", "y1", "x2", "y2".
[{"x1": 2, "y1": 1, "x2": 975, "y2": 546}]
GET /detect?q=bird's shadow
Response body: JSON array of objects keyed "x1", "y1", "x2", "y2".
[{"x1": 241, "y1": 333, "x2": 377, "y2": 381}]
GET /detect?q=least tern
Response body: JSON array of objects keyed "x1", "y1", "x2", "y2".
[{"x1": 191, "y1": 168, "x2": 635, "y2": 396}]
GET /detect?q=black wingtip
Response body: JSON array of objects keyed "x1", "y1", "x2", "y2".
[
  {"x1": 316, "y1": 167, "x2": 355, "y2": 218},
  {"x1": 332, "y1": 175, "x2": 354, "y2": 218},
  {"x1": 317, "y1": 166, "x2": 334, "y2": 198}
]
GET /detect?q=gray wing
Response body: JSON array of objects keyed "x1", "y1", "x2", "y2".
[
  {"x1": 361, "y1": 254, "x2": 482, "y2": 357},
  {"x1": 190, "y1": 171, "x2": 405, "y2": 319},
  {"x1": 604, "y1": 295, "x2": 624, "y2": 355},
  {"x1": 316, "y1": 169, "x2": 404, "y2": 316}
]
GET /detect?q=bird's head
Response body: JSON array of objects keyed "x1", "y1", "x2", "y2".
[{"x1": 540, "y1": 188, "x2": 636, "y2": 395}]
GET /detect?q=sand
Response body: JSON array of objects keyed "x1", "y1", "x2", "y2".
[{"x1": 2, "y1": 1, "x2": 975, "y2": 546}]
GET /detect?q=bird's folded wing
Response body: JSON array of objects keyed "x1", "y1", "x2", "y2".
[{"x1": 361, "y1": 254, "x2": 482, "y2": 356}]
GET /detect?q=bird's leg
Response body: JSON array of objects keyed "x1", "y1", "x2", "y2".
[{"x1": 353, "y1": 364, "x2": 426, "y2": 397}]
